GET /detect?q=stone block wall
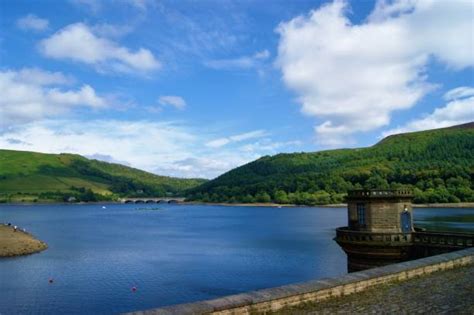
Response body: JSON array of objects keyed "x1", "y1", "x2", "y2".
[{"x1": 348, "y1": 198, "x2": 412, "y2": 233}]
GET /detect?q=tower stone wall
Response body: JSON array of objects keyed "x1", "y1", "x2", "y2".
[{"x1": 347, "y1": 190, "x2": 413, "y2": 233}]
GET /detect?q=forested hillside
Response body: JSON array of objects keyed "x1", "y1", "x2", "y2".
[
  {"x1": 186, "y1": 123, "x2": 474, "y2": 204},
  {"x1": 0, "y1": 150, "x2": 206, "y2": 202}
]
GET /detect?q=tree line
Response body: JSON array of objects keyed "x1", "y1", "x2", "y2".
[{"x1": 186, "y1": 127, "x2": 474, "y2": 205}]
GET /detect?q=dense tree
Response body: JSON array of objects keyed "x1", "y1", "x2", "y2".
[{"x1": 186, "y1": 124, "x2": 474, "y2": 205}]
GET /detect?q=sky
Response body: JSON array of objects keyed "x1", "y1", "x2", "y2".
[{"x1": 0, "y1": 0, "x2": 473, "y2": 179}]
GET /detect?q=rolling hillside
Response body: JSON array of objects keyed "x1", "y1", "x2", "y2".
[
  {"x1": 0, "y1": 150, "x2": 206, "y2": 202},
  {"x1": 187, "y1": 123, "x2": 474, "y2": 204}
]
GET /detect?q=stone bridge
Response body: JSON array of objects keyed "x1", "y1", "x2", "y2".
[{"x1": 121, "y1": 197, "x2": 185, "y2": 204}]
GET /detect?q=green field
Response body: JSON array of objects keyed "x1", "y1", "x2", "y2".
[{"x1": 0, "y1": 150, "x2": 206, "y2": 202}]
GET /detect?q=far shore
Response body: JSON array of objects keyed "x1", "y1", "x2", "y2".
[
  {"x1": 182, "y1": 202, "x2": 474, "y2": 208},
  {"x1": 1, "y1": 201, "x2": 474, "y2": 209},
  {"x1": 0, "y1": 225, "x2": 48, "y2": 257}
]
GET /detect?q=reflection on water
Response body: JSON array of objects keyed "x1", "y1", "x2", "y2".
[{"x1": 414, "y1": 208, "x2": 474, "y2": 232}]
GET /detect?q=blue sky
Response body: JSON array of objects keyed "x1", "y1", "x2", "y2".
[{"x1": 0, "y1": 0, "x2": 473, "y2": 178}]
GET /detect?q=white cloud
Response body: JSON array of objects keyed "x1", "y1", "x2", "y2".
[
  {"x1": 205, "y1": 130, "x2": 268, "y2": 148},
  {"x1": 92, "y1": 23, "x2": 133, "y2": 38},
  {"x1": 276, "y1": 0, "x2": 474, "y2": 146},
  {"x1": 206, "y1": 138, "x2": 231, "y2": 148},
  {"x1": 158, "y1": 95, "x2": 186, "y2": 110},
  {"x1": 443, "y1": 87, "x2": 474, "y2": 101},
  {"x1": 17, "y1": 14, "x2": 49, "y2": 32},
  {"x1": 0, "y1": 120, "x2": 282, "y2": 179},
  {"x1": 239, "y1": 140, "x2": 302, "y2": 153},
  {"x1": 382, "y1": 86, "x2": 474, "y2": 136},
  {"x1": 10, "y1": 67, "x2": 74, "y2": 86},
  {"x1": 0, "y1": 68, "x2": 106, "y2": 128},
  {"x1": 154, "y1": 156, "x2": 249, "y2": 179},
  {"x1": 39, "y1": 23, "x2": 161, "y2": 74},
  {"x1": 205, "y1": 50, "x2": 270, "y2": 70},
  {"x1": 85, "y1": 153, "x2": 131, "y2": 166},
  {"x1": 0, "y1": 120, "x2": 194, "y2": 172}
]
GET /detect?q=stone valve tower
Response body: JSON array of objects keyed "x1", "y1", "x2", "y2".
[{"x1": 335, "y1": 189, "x2": 414, "y2": 272}]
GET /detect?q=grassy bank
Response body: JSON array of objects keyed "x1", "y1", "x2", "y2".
[{"x1": 0, "y1": 225, "x2": 48, "y2": 257}]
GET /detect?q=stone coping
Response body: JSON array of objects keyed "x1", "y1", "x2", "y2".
[
  {"x1": 347, "y1": 189, "x2": 413, "y2": 198},
  {"x1": 126, "y1": 247, "x2": 474, "y2": 315}
]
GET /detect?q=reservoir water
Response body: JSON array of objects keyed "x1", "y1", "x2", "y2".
[{"x1": 0, "y1": 204, "x2": 472, "y2": 314}]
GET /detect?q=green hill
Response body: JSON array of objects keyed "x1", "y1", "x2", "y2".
[
  {"x1": 186, "y1": 123, "x2": 474, "y2": 205},
  {"x1": 0, "y1": 150, "x2": 206, "y2": 203}
]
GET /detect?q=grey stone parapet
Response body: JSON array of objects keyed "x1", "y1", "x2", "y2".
[
  {"x1": 336, "y1": 227, "x2": 413, "y2": 244},
  {"x1": 347, "y1": 189, "x2": 413, "y2": 198},
  {"x1": 125, "y1": 247, "x2": 474, "y2": 315}
]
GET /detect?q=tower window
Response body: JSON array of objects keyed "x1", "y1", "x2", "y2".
[{"x1": 357, "y1": 203, "x2": 366, "y2": 225}]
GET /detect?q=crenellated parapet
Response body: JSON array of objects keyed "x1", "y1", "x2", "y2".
[{"x1": 347, "y1": 189, "x2": 413, "y2": 198}]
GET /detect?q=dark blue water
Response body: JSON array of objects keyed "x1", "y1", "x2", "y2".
[
  {"x1": 0, "y1": 204, "x2": 348, "y2": 314},
  {"x1": 1, "y1": 205, "x2": 472, "y2": 314}
]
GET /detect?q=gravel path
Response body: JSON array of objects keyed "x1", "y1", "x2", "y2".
[{"x1": 277, "y1": 265, "x2": 474, "y2": 314}]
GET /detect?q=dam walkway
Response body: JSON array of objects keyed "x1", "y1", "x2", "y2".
[{"x1": 278, "y1": 264, "x2": 474, "y2": 314}]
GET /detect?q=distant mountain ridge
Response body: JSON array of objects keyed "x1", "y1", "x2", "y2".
[
  {"x1": 186, "y1": 123, "x2": 474, "y2": 205},
  {"x1": 0, "y1": 150, "x2": 206, "y2": 203}
]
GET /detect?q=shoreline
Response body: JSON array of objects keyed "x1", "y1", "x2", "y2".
[
  {"x1": 0, "y1": 225, "x2": 48, "y2": 257},
  {"x1": 1, "y1": 201, "x2": 474, "y2": 208},
  {"x1": 182, "y1": 202, "x2": 474, "y2": 208}
]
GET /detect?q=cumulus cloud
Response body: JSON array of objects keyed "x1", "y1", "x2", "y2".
[
  {"x1": 158, "y1": 95, "x2": 187, "y2": 110},
  {"x1": 8, "y1": 67, "x2": 74, "y2": 85},
  {"x1": 382, "y1": 86, "x2": 474, "y2": 136},
  {"x1": 0, "y1": 120, "x2": 289, "y2": 178},
  {"x1": 39, "y1": 23, "x2": 160, "y2": 74},
  {"x1": 276, "y1": 0, "x2": 474, "y2": 146},
  {"x1": 205, "y1": 50, "x2": 270, "y2": 70},
  {"x1": 17, "y1": 14, "x2": 49, "y2": 32},
  {"x1": 205, "y1": 130, "x2": 268, "y2": 148},
  {"x1": 0, "y1": 68, "x2": 106, "y2": 128}
]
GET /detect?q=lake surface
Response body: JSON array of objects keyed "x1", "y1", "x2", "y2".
[{"x1": 0, "y1": 204, "x2": 472, "y2": 314}]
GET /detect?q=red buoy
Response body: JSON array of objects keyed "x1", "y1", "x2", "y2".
[{"x1": 131, "y1": 286, "x2": 137, "y2": 292}]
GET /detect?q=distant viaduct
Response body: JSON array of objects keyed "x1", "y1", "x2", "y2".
[{"x1": 120, "y1": 197, "x2": 185, "y2": 204}]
